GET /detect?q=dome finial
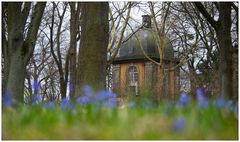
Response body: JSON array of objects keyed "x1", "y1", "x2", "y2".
[{"x1": 142, "y1": 15, "x2": 151, "y2": 28}]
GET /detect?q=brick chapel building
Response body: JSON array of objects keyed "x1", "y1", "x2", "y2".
[{"x1": 112, "y1": 15, "x2": 179, "y2": 100}]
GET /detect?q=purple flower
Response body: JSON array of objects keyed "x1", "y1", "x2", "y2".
[
  {"x1": 216, "y1": 97, "x2": 226, "y2": 108},
  {"x1": 196, "y1": 88, "x2": 204, "y2": 98},
  {"x1": 109, "y1": 92, "x2": 117, "y2": 100},
  {"x1": 196, "y1": 88, "x2": 209, "y2": 108},
  {"x1": 83, "y1": 85, "x2": 93, "y2": 97},
  {"x1": 178, "y1": 92, "x2": 191, "y2": 107},
  {"x1": 78, "y1": 85, "x2": 119, "y2": 108},
  {"x1": 96, "y1": 90, "x2": 112, "y2": 101},
  {"x1": 43, "y1": 101, "x2": 55, "y2": 109},
  {"x1": 3, "y1": 91, "x2": 13, "y2": 107},
  {"x1": 173, "y1": 117, "x2": 186, "y2": 132},
  {"x1": 95, "y1": 90, "x2": 117, "y2": 107},
  {"x1": 32, "y1": 95, "x2": 41, "y2": 104},
  {"x1": 61, "y1": 98, "x2": 74, "y2": 111},
  {"x1": 32, "y1": 81, "x2": 40, "y2": 91},
  {"x1": 76, "y1": 96, "x2": 91, "y2": 105}
]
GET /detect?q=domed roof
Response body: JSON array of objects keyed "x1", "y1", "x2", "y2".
[{"x1": 113, "y1": 27, "x2": 174, "y2": 64}]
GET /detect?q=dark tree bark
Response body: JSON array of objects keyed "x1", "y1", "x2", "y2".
[
  {"x1": 76, "y1": 2, "x2": 109, "y2": 96},
  {"x1": 194, "y1": 2, "x2": 234, "y2": 99},
  {"x1": 69, "y1": 2, "x2": 80, "y2": 100},
  {"x1": 4, "y1": 2, "x2": 46, "y2": 102}
]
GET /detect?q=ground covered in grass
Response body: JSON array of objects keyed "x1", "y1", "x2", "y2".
[
  {"x1": 2, "y1": 86, "x2": 238, "y2": 140},
  {"x1": 2, "y1": 101, "x2": 238, "y2": 140}
]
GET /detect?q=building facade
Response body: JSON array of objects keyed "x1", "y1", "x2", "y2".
[{"x1": 112, "y1": 15, "x2": 179, "y2": 100}]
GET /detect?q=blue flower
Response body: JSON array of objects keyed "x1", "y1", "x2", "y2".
[
  {"x1": 43, "y1": 101, "x2": 55, "y2": 109},
  {"x1": 83, "y1": 85, "x2": 93, "y2": 97},
  {"x1": 173, "y1": 117, "x2": 186, "y2": 132},
  {"x1": 32, "y1": 81, "x2": 40, "y2": 91},
  {"x1": 178, "y1": 92, "x2": 191, "y2": 107},
  {"x1": 196, "y1": 88, "x2": 204, "y2": 98},
  {"x1": 109, "y1": 92, "x2": 117, "y2": 100},
  {"x1": 196, "y1": 88, "x2": 209, "y2": 108},
  {"x1": 3, "y1": 91, "x2": 13, "y2": 107},
  {"x1": 76, "y1": 96, "x2": 91, "y2": 105},
  {"x1": 96, "y1": 90, "x2": 112, "y2": 101},
  {"x1": 32, "y1": 95, "x2": 41, "y2": 104},
  {"x1": 78, "y1": 85, "x2": 119, "y2": 108},
  {"x1": 61, "y1": 98, "x2": 75, "y2": 111},
  {"x1": 216, "y1": 97, "x2": 226, "y2": 108}
]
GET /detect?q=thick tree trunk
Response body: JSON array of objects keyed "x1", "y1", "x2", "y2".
[
  {"x1": 4, "y1": 2, "x2": 46, "y2": 102},
  {"x1": 217, "y1": 3, "x2": 233, "y2": 99},
  {"x1": 6, "y1": 51, "x2": 26, "y2": 101},
  {"x1": 76, "y1": 2, "x2": 109, "y2": 96},
  {"x1": 69, "y1": 2, "x2": 80, "y2": 100}
]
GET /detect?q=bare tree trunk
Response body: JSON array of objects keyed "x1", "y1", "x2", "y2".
[
  {"x1": 217, "y1": 3, "x2": 233, "y2": 99},
  {"x1": 6, "y1": 51, "x2": 26, "y2": 101},
  {"x1": 76, "y1": 2, "x2": 109, "y2": 96},
  {"x1": 5, "y1": 2, "x2": 46, "y2": 102},
  {"x1": 69, "y1": 2, "x2": 80, "y2": 100}
]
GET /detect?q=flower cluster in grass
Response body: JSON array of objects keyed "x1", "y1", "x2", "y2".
[
  {"x1": 3, "y1": 86, "x2": 238, "y2": 113},
  {"x1": 2, "y1": 86, "x2": 238, "y2": 136},
  {"x1": 176, "y1": 88, "x2": 238, "y2": 113},
  {"x1": 76, "y1": 85, "x2": 117, "y2": 108},
  {"x1": 172, "y1": 117, "x2": 186, "y2": 132},
  {"x1": 2, "y1": 91, "x2": 13, "y2": 107},
  {"x1": 61, "y1": 98, "x2": 76, "y2": 111},
  {"x1": 32, "y1": 95, "x2": 42, "y2": 105},
  {"x1": 43, "y1": 101, "x2": 55, "y2": 109},
  {"x1": 3, "y1": 85, "x2": 238, "y2": 110},
  {"x1": 177, "y1": 92, "x2": 191, "y2": 108},
  {"x1": 196, "y1": 88, "x2": 209, "y2": 108}
]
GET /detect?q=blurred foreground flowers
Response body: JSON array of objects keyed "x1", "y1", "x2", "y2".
[{"x1": 2, "y1": 86, "x2": 238, "y2": 140}]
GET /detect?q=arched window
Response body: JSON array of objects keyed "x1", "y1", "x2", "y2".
[{"x1": 127, "y1": 66, "x2": 138, "y2": 95}]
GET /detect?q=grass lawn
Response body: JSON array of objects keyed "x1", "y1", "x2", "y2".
[{"x1": 2, "y1": 100, "x2": 238, "y2": 140}]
